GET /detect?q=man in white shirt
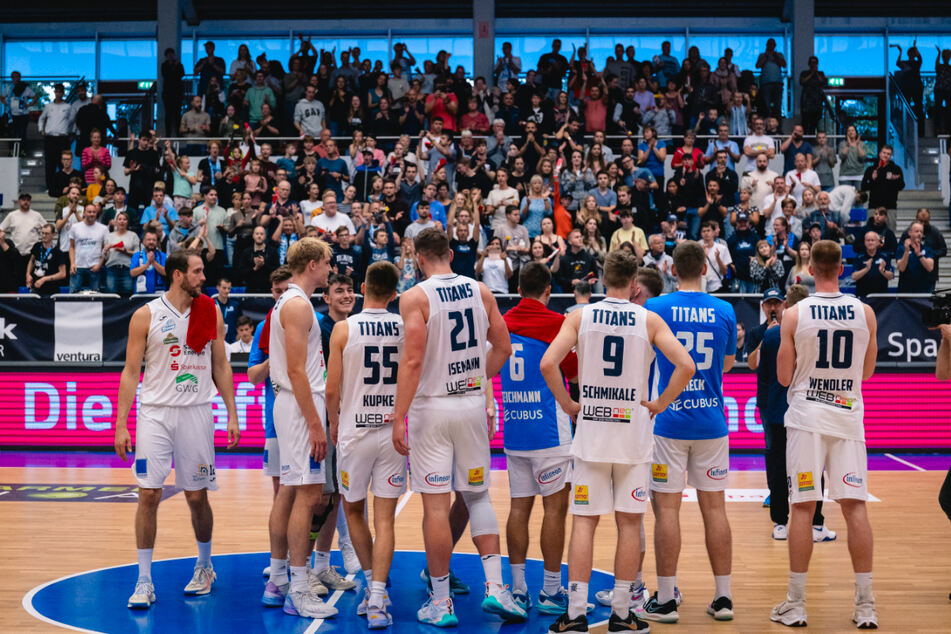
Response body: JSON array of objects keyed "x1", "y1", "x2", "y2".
[
  {"x1": 761, "y1": 176, "x2": 791, "y2": 227},
  {"x1": 700, "y1": 221, "x2": 732, "y2": 293},
  {"x1": 294, "y1": 85, "x2": 326, "y2": 138},
  {"x1": 784, "y1": 153, "x2": 821, "y2": 205},
  {"x1": 0, "y1": 192, "x2": 46, "y2": 285},
  {"x1": 494, "y1": 42, "x2": 522, "y2": 91},
  {"x1": 39, "y1": 83, "x2": 73, "y2": 196},
  {"x1": 69, "y1": 204, "x2": 109, "y2": 292},
  {"x1": 742, "y1": 117, "x2": 776, "y2": 173},
  {"x1": 828, "y1": 185, "x2": 868, "y2": 219},
  {"x1": 226, "y1": 316, "x2": 255, "y2": 360},
  {"x1": 311, "y1": 192, "x2": 355, "y2": 237},
  {"x1": 486, "y1": 167, "x2": 521, "y2": 229},
  {"x1": 740, "y1": 153, "x2": 779, "y2": 212}
]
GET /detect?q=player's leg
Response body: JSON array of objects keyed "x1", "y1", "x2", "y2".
[
  {"x1": 691, "y1": 436, "x2": 733, "y2": 619},
  {"x1": 605, "y1": 462, "x2": 651, "y2": 632},
  {"x1": 535, "y1": 456, "x2": 571, "y2": 614},
  {"x1": 645, "y1": 435, "x2": 688, "y2": 622},
  {"x1": 312, "y1": 493, "x2": 356, "y2": 591},
  {"x1": 766, "y1": 422, "x2": 791, "y2": 536},
  {"x1": 366, "y1": 495, "x2": 399, "y2": 627},
  {"x1": 505, "y1": 454, "x2": 537, "y2": 608},
  {"x1": 263, "y1": 484, "x2": 295, "y2": 605},
  {"x1": 129, "y1": 488, "x2": 162, "y2": 608}
]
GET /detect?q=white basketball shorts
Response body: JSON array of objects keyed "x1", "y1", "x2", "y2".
[
  {"x1": 337, "y1": 425, "x2": 407, "y2": 502},
  {"x1": 786, "y1": 428, "x2": 868, "y2": 503},
  {"x1": 133, "y1": 404, "x2": 217, "y2": 491},
  {"x1": 407, "y1": 395, "x2": 490, "y2": 494},
  {"x1": 650, "y1": 435, "x2": 730, "y2": 493},
  {"x1": 273, "y1": 389, "x2": 327, "y2": 487}
]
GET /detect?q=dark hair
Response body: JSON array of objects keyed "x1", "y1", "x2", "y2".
[
  {"x1": 603, "y1": 250, "x2": 639, "y2": 289},
  {"x1": 217, "y1": 277, "x2": 231, "y2": 286},
  {"x1": 270, "y1": 265, "x2": 293, "y2": 284},
  {"x1": 518, "y1": 261, "x2": 552, "y2": 298},
  {"x1": 165, "y1": 248, "x2": 200, "y2": 280},
  {"x1": 236, "y1": 315, "x2": 253, "y2": 328},
  {"x1": 414, "y1": 227, "x2": 451, "y2": 259},
  {"x1": 364, "y1": 261, "x2": 400, "y2": 299},
  {"x1": 327, "y1": 273, "x2": 354, "y2": 289},
  {"x1": 573, "y1": 279, "x2": 592, "y2": 297},
  {"x1": 637, "y1": 267, "x2": 663, "y2": 299},
  {"x1": 672, "y1": 240, "x2": 705, "y2": 280}
]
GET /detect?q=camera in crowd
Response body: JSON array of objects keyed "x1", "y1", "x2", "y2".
[{"x1": 924, "y1": 289, "x2": 951, "y2": 327}]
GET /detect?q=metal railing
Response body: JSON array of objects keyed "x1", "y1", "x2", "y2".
[
  {"x1": 940, "y1": 134, "x2": 949, "y2": 206},
  {"x1": 887, "y1": 73, "x2": 919, "y2": 188}
]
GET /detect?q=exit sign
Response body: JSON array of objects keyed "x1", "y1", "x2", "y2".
[
  {"x1": 137, "y1": 81, "x2": 154, "y2": 90},
  {"x1": 828, "y1": 77, "x2": 845, "y2": 87}
]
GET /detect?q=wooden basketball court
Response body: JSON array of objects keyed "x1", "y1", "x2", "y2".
[{"x1": 2, "y1": 461, "x2": 950, "y2": 632}]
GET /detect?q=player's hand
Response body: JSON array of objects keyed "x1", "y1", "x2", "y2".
[
  {"x1": 227, "y1": 416, "x2": 240, "y2": 449},
  {"x1": 938, "y1": 324, "x2": 951, "y2": 340},
  {"x1": 486, "y1": 407, "x2": 497, "y2": 441},
  {"x1": 392, "y1": 416, "x2": 409, "y2": 456},
  {"x1": 309, "y1": 423, "x2": 327, "y2": 462},
  {"x1": 562, "y1": 400, "x2": 581, "y2": 418},
  {"x1": 329, "y1": 419, "x2": 339, "y2": 446},
  {"x1": 115, "y1": 426, "x2": 132, "y2": 462},
  {"x1": 640, "y1": 399, "x2": 666, "y2": 419}
]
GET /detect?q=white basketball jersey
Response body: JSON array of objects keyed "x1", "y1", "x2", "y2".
[
  {"x1": 786, "y1": 293, "x2": 870, "y2": 441},
  {"x1": 140, "y1": 295, "x2": 215, "y2": 407},
  {"x1": 269, "y1": 284, "x2": 326, "y2": 394},
  {"x1": 573, "y1": 298, "x2": 655, "y2": 464},
  {"x1": 415, "y1": 273, "x2": 489, "y2": 398},
  {"x1": 339, "y1": 309, "x2": 404, "y2": 441}
]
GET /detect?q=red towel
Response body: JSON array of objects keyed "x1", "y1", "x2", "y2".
[
  {"x1": 186, "y1": 294, "x2": 218, "y2": 354},
  {"x1": 503, "y1": 298, "x2": 578, "y2": 381},
  {"x1": 258, "y1": 309, "x2": 274, "y2": 355}
]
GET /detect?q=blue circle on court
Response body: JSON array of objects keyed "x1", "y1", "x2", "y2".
[{"x1": 25, "y1": 550, "x2": 614, "y2": 633}]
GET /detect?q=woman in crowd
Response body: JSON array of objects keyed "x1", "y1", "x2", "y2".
[
  {"x1": 750, "y1": 239, "x2": 786, "y2": 292},
  {"x1": 103, "y1": 211, "x2": 139, "y2": 296},
  {"x1": 530, "y1": 239, "x2": 562, "y2": 291},
  {"x1": 81, "y1": 129, "x2": 111, "y2": 186},
  {"x1": 576, "y1": 194, "x2": 601, "y2": 229},
  {"x1": 582, "y1": 216, "x2": 607, "y2": 270},
  {"x1": 172, "y1": 155, "x2": 198, "y2": 210},
  {"x1": 838, "y1": 124, "x2": 867, "y2": 188},
  {"x1": 637, "y1": 125, "x2": 667, "y2": 187},
  {"x1": 537, "y1": 216, "x2": 566, "y2": 254},
  {"x1": 367, "y1": 72, "x2": 390, "y2": 116},
  {"x1": 560, "y1": 149, "x2": 595, "y2": 213},
  {"x1": 520, "y1": 175, "x2": 553, "y2": 238},
  {"x1": 395, "y1": 238, "x2": 421, "y2": 293},
  {"x1": 785, "y1": 239, "x2": 816, "y2": 294},
  {"x1": 476, "y1": 236, "x2": 512, "y2": 294}
]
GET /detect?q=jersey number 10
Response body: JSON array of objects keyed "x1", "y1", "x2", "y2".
[{"x1": 815, "y1": 329, "x2": 853, "y2": 369}]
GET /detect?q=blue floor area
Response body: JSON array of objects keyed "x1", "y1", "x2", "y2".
[{"x1": 27, "y1": 551, "x2": 614, "y2": 634}]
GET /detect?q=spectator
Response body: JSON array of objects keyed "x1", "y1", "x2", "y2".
[
  {"x1": 0, "y1": 228, "x2": 18, "y2": 293},
  {"x1": 236, "y1": 225, "x2": 279, "y2": 292},
  {"x1": 756, "y1": 38, "x2": 786, "y2": 117},
  {"x1": 50, "y1": 149, "x2": 82, "y2": 198},
  {"x1": 896, "y1": 220, "x2": 936, "y2": 293},
  {"x1": 899, "y1": 208, "x2": 947, "y2": 285},
  {"x1": 331, "y1": 226, "x2": 364, "y2": 285},
  {"x1": 778, "y1": 198, "x2": 804, "y2": 240},
  {"x1": 936, "y1": 46, "x2": 951, "y2": 134},
  {"x1": 805, "y1": 191, "x2": 846, "y2": 241},
  {"x1": 837, "y1": 125, "x2": 868, "y2": 189},
  {"x1": 245, "y1": 70, "x2": 277, "y2": 127},
  {"x1": 589, "y1": 170, "x2": 617, "y2": 215},
  {"x1": 612, "y1": 85, "x2": 642, "y2": 135},
  {"x1": 102, "y1": 211, "x2": 139, "y2": 296},
  {"x1": 75, "y1": 94, "x2": 111, "y2": 156},
  {"x1": 68, "y1": 204, "x2": 109, "y2": 293},
  {"x1": 495, "y1": 205, "x2": 531, "y2": 283},
  {"x1": 643, "y1": 233, "x2": 677, "y2": 294},
  {"x1": 642, "y1": 92, "x2": 676, "y2": 136},
  {"x1": 609, "y1": 207, "x2": 648, "y2": 256},
  {"x1": 741, "y1": 152, "x2": 779, "y2": 214},
  {"x1": 761, "y1": 176, "x2": 790, "y2": 230},
  {"x1": 671, "y1": 153, "x2": 706, "y2": 239},
  {"x1": 699, "y1": 179, "x2": 730, "y2": 236},
  {"x1": 750, "y1": 239, "x2": 786, "y2": 293},
  {"x1": 79, "y1": 128, "x2": 111, "y2": 186},
  {"x1": 782, "y1": 234, "x2": 812, "y2": 293},
  {"x1": 811, "y1": 131, "x2": 837, "y2": 191},
  {"x1": 271, "y1": 216, "x2": 302, "y2": 265},
  {"x1": 799, "y1": 56, "x2": 827, "y2": 135},
  {"x1": 38, "y1": 83, "x2": 72, "y2": 196},
  {"x1": 315, "y1": 140, "x2": 349, "y2": 201},
  {"x1": 827, "y1": 184, "x2": 867, "y2": 218},
  {"x1": 520, "y1": 175, "x2": 552, "y2": 238},
  {"x1": 863, "y1": 206, "x2": 898, "y2": 254},
  {"x1": 784, "y1": 152, "x2": 821, "y2": 204},
  {"x1": 26, "y1": 223, "x2": 67, "y2": 295},
  {"x1": 861, "y1": 144, "x2": 904, "y2": 231},
  {"x1": 404, "y1": 200, "x2": 438, "y2": 241},
  {"x1": 538, "y1": 39, "x2": 569, "y2": 100},
  {"x1": 67, "y1": 82, "x2": 90, "y2": 138},
  {"x1": 160, "y1": 48, "x2": 185, "y2": 135},
  {"x1": 653, "y1": 41, "x2": 681, "y2": 87},
  {"x1": 486, "y1": 167, "x2": 521, "y2": 228},
  {"x1": 0, "y1": 70, "x2": 38, "y2": 150},
  {"x1": 195, "y1": 41, "x2": 226, "y2": 94},
  {"x1": 852, "y1": 230, "x2": 895, "y2": 297},
  {"x1": 494, "y1": 42, "x2": 522, "y2": 90},
  {"x1": 140, "y1": 186, "x2": 179, "y2": 235},
  {"x1": 0, "y1": 192, "x2": 45, "y2": 284},
  {"x1": 582, "y1": 82, "x2": 609, "y2": 133},
  {"x1": 208, "y1": 278, "x2": 238, "y2": 343},
  {"x1": 742, "y1": 117, "x2": 776, "y2": 173},
  {"x1": 476, "y1": 235, "x2": 512, "y2": 293},
  {"x1": 396, "y1": 238, "x2": 421, "y2": 293},
  {"x1": 313, "y1": 192, "x2": 357, "y2": 237},
  {"x1": 180, "y1": 95, "x2": 211, "y2": 142},
  {"x1": 425, "y1": 88, "x2": 459, "y2": 133},
  {"x1": 167, "y1": 207, "x2": 200, "y2": 255},
  {"x1": 559, "y1": 228, "x2": 599, "y2": 292},
  {"x1": 670, "y1": 130, "x2": 704, "y2": 170},
  {"x1": 129, "y1": 226, "x2": 168, "y2": 294},
  {"x1": 706, "y1": 149, "x2": 740, "y2": 208},
  {"x1": 704, "y1": 123, "x2": 742, "y2": 170},
  {"x1": 727, "y1": 211, "x2": 761, "y2": 293},
  {"x1": 729, "y1": 91, "x2": 750, "y2": 137},
  {"x1": 780, "y1": 124, "x2": 814, "y2": 175},
  {"x1": 225, "y1": 316, "x2": 255, "y2": 360},
  {"x1": 124, "y1": 133, "x2": 162, "y2": 212},
  {"x1": 700, "y1": 220, "x2": 732, "y2": 292}
]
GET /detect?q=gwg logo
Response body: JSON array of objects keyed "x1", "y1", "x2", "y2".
[{"x1": 175, "y1": 373, "x2": 199, "y2": 393}]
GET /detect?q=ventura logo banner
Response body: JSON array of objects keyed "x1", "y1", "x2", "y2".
[{"x1": 54, "y1": 302, "x2": 103, "y2": 364}]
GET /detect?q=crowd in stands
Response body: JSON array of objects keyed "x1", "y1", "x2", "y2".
[{"x1": 1, "y1": 37, "x2": 947, "y2": 302}]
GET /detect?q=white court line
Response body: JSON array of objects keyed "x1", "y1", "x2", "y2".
[
  {"x1": 884, "y1": 453, "x2": 926, "y2": 471},
  {"x1": 305, "y1": 489, "x2": 414, "y2": 633}
]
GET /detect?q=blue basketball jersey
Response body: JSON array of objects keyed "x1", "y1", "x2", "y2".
[
  {"x1": 646, "y1": 291, "x2": 736, "y2": 440},
  {"x1": 500, "y1": 333, "x2": 572, "y2": 453},
  {"x1": 248, "y1": 320, "x2": 275, "y2": 439}
]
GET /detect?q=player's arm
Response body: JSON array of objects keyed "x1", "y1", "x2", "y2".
[
  {"x1": 644, "y1": 311, "x2": 695, "y2": 416},
  {"x1": 479, "y1": 281, "x2": 513, "y2": 378},
  {"x1": 325, "y1": 320, "x2": 349, "y2": 445},
  {"x1": 283, "y1": 297, "x2": 327, "y2": 460},
  {"x1": 723, "y1": 353, "x2": 736, "y2": 373},
  {"x1": 936, "y1": 324, "x2": 951, "y2": 380},
  {"x1": 862, "y1": 304, "x2": 878, "y2": 381},
  {"x1": 115, "y1": 305, "x2": 149, "y2": 461},
  {"x1": 540, "y1": 309, "x2": 582, "y2": 417},
  {"x1": 392, "y1": 287, "x2": 427, "y2": 455},
  {"x1": 776, "y1": 306, "x2": 799, "y2": 387},
  {"x1": 247, "y1": 358, "x2": 269, "y2": 385},
  {"x1": 211, "y1": 305, "x2": 240, "y2": 448}
]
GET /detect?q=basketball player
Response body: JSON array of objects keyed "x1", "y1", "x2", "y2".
[
  {"x1": 326, "y1": 261, "x2": 405, "y2": 628},
  {"x1": 114, "y1": 249, "x2": 240, "y2": 609},
  {"x1": 595, "y1": 264, "x2": 663, "y2": 612},
  {"x1": 268, "y1": 237, "x2": 338, "y2": 619},
  {"x1": 391, "y1": 227, "x2": 526, "y2": 626},
  {"x1": 500, "y1": 261, "x2": 578, "y2": 614},
  {"x1": 771, "y1": 240, "x2": 878, "y2": 629},
  {"x1": 643, "y1": 240, "x2": 737, "y2": 623},
  {"x1": 543, "y1": 250, "x2": 694, "y2": 634}
]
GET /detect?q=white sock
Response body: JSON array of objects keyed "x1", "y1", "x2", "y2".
[
  {"x1": 854, "y1": 572, "x2": 873, "y2": 602},
  {"x1": 635, "y1": 571, "x2": 643, "y2": 587},
  {"x1": 363, "y1": 568, "x2": 373, "y2": 585},
  {"x1": 370, "y1": 580, "x2": 387, "y2": 607},
  {"x1": 613, "y1": 579, "x2": 634, "y2": 618},
  {"x1": 314, "y1": 550, "x2": 330, "y2": 573},
  {"x1": 290, "y1": 565, "x2": 308, "y2": 593},
  {"x1": 432, "y1": 573, "x2": 451, "y2": 602},
  {"x1": 481, "y1": 553, "x2": 503, "y2": 586},
  {"x1": 269, "y1": 557, "x2": 288, "y2": 584},
  {"x1": 543, "y1": 568, "x2": 561, "y2": 594},
  {"x1": 510, "y1": 563, "x2": 526, "y2": 593},
  {"x1": 657, "y1": 576, "x2": 676, "y2": 604},
  {"x1": 788, "y1": 571, "x2": 807, "y2": 602},
  {"x1": 714, "y1": 574, "x2": 731, "y2": 599},
  {"x1": 137, "y1": 548, "x2": 153, "y2": 581},
  {"x1": 196, "y1": 540, "x2": 211, "y2": 568},
  {"x1": 567, "y1": 581, "x2": 588, "y2": 620}
]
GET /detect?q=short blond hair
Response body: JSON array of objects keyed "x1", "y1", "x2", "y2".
[
  {"x1": 287, "y1": 237, "x2": 332, "y2": 274},
  {"x1": 810, "y1": 240, "x2": 842, "y2": 279}
]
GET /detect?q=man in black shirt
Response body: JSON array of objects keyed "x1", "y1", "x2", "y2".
[
  {"x1": 705, "y1": 150, "x2": 739, "y2": 207},
  {"x1": 726, "y1": 212, "x2": 761, "y2": 294},
  {"x1": 863, "y1": 206, "x2": 897, "y2": 254},
  {"x1": 558, "y1": 229, "x2": 598, "y2": 291},
  {"x1": 380, "y1": 179, "x2": 411, "y2": 233},
  {"x1": 852, "y1": 230, "x2": 894, "y2": 297},
  {"x1": 455, "y1": 158, "x2": 493, "y2": 198},
  {"x1": 744, "y1": 288, "x2": 785, "y2": 359},
  {"x1": 25, "y1": 223, "x2": 67, "y2": 295},
  {"x1": 331, "y1": 226, "x2": 364, "y2": 286},
  {"x1": 50, "y1": 149, "x2": 82, "y2": 198},
  {"x1": 123, "y1": 133, "x2": 161, "y2": 212},
  {"x1": 537, "y1": 39, "x2": 569, "y2": 101},
  {"x1": 235, "y1": 225, "x2": 279, "y2": 292},
  {"x1": 450, "y1": 222, "x2": 479, "y2": 278},
  {"x1": 861, "y1": 145, "x2": 905, "y2": 231}
]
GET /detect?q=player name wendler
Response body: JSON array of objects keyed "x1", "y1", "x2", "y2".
[
  {"x1": 807, "y1": 377, "x2": 854, "y2": 391},
  {"x1": 582, "y1": 385, "x2": 638, "y2": 400}
]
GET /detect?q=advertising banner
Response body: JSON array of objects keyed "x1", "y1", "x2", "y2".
[{"x1": 0, "y1": 370, "x2": 948, "y2": 450}]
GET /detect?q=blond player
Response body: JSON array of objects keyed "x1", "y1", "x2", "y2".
[
  {"x1": 115, "y1": 249, "x2": 239, "y2": 609},
  {"x1": 771, "y1": 240, "x2": 879, "y2": 629}
]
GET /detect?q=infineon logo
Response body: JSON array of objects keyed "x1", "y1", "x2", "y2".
[
  {"x1": 425, "y1": 472, "x2": 451, "y2": 487},
  {"x1": 842, "y1": 472, "x2": 864, "y2": 487},
  {"x1": 707, "y1": 467, "x2": 728, "y2": 480},
  {"x1": 632, "y1": 487, "x2": 648, "y2": 501},
  {"x1": 537, "y1": 467, "x2": 563, "y2": 484},
  {"x1": 387, "y1": 473, "x2": 405, "y2": 487}
]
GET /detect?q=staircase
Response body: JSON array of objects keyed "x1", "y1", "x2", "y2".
[
  {"x1": 896, "y1": 136, "x2": 950, "y2": 289},
  {"x1": 19, "y1": 145, "x2": 59, "y2": 221}
]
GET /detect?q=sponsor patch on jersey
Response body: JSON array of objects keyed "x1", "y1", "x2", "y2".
[
  {"x1": 573, "y1": 484, "x2": 589, "y2": 505},
  {"x1": 309, "y1": 455, "x2": 322, "y2": 472},
  {"x1": 340, "y1": 470, "x2": 350, "y2": 490},
  {"x1": 842, "y1": 472, "x2": 864, "y2": 488},
  {"x1": 632, "y1": 487, "x2": 648, "y2": 502},
  {"x1": 161, "y1": 320, "x2": 176, "y2": 333},
  {"x1": 652, "y1": 463, "x2": 668, "y2": 483},
  {"x1": 468, "y1": 467, "x2": 484, "y2": 486},
  {"x1": 387, "y1": 473, "x2": 405, "y2": 487},
  {"x1": 163, "y1": 333, "x2": 178, "y2": 345},
  {"x1": 706, "y1": 466, "x2": 729, "y2": 480},
  {"x1": 135, "y1": 458, "x2": 148, "y2": 476},
  {"x1": 195, "y1": 463, "x2": 215, "y2": 482},
  {"x1": 169, "y1": 344, "x2": 181, "y2": 357},
  {"x1": 537, "y1": 466, "x2": 564, "y2": 485},
  {"x1": 425, "y1": 472, "x2": 451, "y2": 487},
  {"x1": 797, "y1": 471, "x2": 815, "y2": 492},
  {"x1": 175, "y1": 373, "x2": 199, "y2": 392},
  {"x1": 170, "y1": 360, "x2": 179, "y2": 372}
]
